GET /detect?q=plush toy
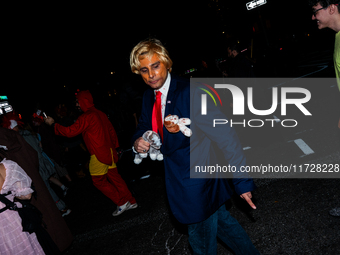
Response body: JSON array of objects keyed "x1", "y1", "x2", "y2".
[
  {"x1": 133, "y1": 116, "x2": 191, "y2": 164},
  {"x1": 133, "y1": 131, "x2": 163, "y2": 164},
  {"x1": 164, "y1": 114, "x2": 192, "y2": 137}
]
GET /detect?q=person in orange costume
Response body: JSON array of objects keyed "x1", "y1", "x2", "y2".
[{"x1": 45, "y1": 90, "x2": 137, "y2": 216}]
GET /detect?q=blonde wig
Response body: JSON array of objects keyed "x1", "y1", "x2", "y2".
[{"x1": 130, "y1": 38, "x2": 173, "y2": 74}]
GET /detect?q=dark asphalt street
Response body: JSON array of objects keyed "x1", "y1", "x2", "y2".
[{"x1": 60, "y1": 158, "x2": 340, "y2": 255}]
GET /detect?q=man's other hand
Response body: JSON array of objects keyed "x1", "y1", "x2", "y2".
[{"x1": 240, "y1": 192, "x2": 256, "y2": 209}]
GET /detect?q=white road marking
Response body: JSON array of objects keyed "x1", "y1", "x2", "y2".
[{"x1": 294, "y1": 139, "x2": 315, "y2": 157}]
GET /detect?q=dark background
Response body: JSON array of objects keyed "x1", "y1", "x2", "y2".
[{"x1": 2, "y1": 0, "x2": 337, "y2": 117}]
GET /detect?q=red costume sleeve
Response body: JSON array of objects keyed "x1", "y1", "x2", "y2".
[{"x1": 54, "y1": 115, "x2": 87, "y2": 138}]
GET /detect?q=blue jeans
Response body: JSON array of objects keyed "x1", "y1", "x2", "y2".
[{"x1": 188, "y1": 204, "x2": 259, "y2": 255}]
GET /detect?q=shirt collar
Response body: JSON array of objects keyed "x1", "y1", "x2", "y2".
[{"x1": 155, "y1": 72, "x2": 171, "y2": 97}]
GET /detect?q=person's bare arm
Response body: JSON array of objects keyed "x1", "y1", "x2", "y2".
[
  {"x1": 0, "y1": 164, "x2": 6, "y2": 192},
  {"x1": 0, "y1": 163, "x2": 31, "y2": 200}
]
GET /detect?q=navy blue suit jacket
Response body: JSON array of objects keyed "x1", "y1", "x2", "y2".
[{"x1": 132, "y1": 74, "x2": 255, "y2": 224}]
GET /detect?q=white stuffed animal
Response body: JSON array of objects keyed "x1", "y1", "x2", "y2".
[
  {"x1": 164, "y1": 114, "x2": 192, "y2": 137},
  {"x1": 133, "y1": 131, "x2": 163, "y2": 164}
]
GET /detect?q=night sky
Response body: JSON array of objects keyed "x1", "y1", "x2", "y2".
[{"x1": 2, "y1": 0, "x2": 336, "y2": 117}]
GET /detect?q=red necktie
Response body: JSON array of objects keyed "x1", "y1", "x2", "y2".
[{"x1": 152, "y1": 91, "x2": 163, "y2": 141}]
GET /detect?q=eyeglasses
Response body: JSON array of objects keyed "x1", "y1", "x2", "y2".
[
  {"x1": 312, "y1": 6, "x2": 328, "y2": 17},
  {"x1": 312, "y1": 4, "x2": 338, "y2": 17}
]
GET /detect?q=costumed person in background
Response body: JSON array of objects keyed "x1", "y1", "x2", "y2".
[
  {"x1": 0, "y1": 158, "x2": 45, "y2": 255},
  {"x1": 44, "y1": 90, "x2": 137, "y2": 216},
  {"x1": 1, "y1": 112, "x2": 71, "y2": 217},
  {"x1": 32, "y1": 111, "x2": 72, "y2": 190},
  {"x1": 0, "y1": 126, "x2": 73, "y2": 253}
]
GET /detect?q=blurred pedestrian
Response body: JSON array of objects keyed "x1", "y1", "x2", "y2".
[
  {"x1": 309, "y1": 0, "x2": 340, "y2": 217},
  {"x1": 197, "y1": 59, "x2": 222, "y2": 78},
  {"x1": 1, "y1": 112, "x2": 72, "y2": 217},
  {"x1": 0, "y1": 127, "x2": 73, "y2": 253},
  {"x1": 225, "y1": 40, "x2": 255, "y2": 78},
  {"x1": 223, "y1": 39, "x2": 271, "y2": 149},
  {"x1": 32, "y1": 111, "x2": 73, "y2": 185},
  {"x1": 222, "y1": 40, "x2": 256, "y2": 111},
  {"x1": 130, "y1": 38, "x2": 259, "y2": 255},
  {"x1": 45, "y1": 90, "x2": 137, "y2": 216}
]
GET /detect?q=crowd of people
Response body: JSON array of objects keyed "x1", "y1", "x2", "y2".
[
  {"x1": 0, "y1": 88, "x2": 140, "y2": 253},
  {"x1": 0, "y1": 1, "x2": 339, "y2": 254}
]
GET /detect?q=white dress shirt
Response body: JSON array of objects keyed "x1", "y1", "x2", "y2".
[{"x1": 154, "y1": 72, "x2": 171, "y2": 123}]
